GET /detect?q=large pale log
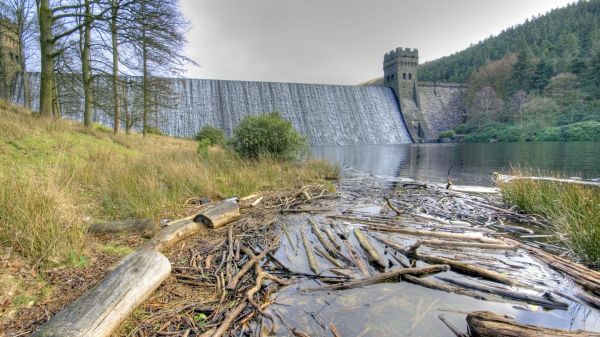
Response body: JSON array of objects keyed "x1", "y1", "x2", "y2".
[
  {"x1": 145, "y1": 219, "x2": 202, "y2": 252},
  {"x1": 195, "y1": 201, "x2": 241, "y2": 228},
  {"x1": 32, "y1": 249, "x2": 170, "y2": 337},
  {"x1": 467, "y1": 311, "x2": 598, "y2": 337}
]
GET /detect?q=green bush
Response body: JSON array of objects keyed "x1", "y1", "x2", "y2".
[
  {"x1": 195, "y1": 125, "x2": 226, "y2": 146},
  {"x1": 439, "y1": 130, "x2": 456, "y2": 138},
  {"x1": 145, "y1": 126, "x2": 164, "y2": 136},
  {"x1": 560, "y1": 121, "x2": 600, "y2": 141},
  {"x1": 196, "y1": 138, "x2": 211, "y2": 156},
  {"x1": 232, "y1": 112, "x2": 307, "y2": 160}
]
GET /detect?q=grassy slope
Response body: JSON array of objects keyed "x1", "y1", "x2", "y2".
[{"x1": 0, "y1": 99, "x2": 337, "y2": 319}]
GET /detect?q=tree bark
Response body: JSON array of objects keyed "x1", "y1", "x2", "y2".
[
  {"x1": 81, "y1": 0, "x2": 93, "y2": 128},
  {"x1": 31, "y1": 249, "x2": 171, "y2": 337},
  {"x1": 195, "y1": 201, "x2": 240, "y2": 229},
  {"x1": 467, "y1": 311, "x2": 597, "y2": 337},
  {"x1": 111, "y1": 0, "x2": 121, "y2": 133},
  {"x1": 37, "y1": 0, "x2": 55, "y2": 117}
]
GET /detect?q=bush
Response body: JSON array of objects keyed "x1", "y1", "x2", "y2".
[
  {"x1": 232, "y1": 112, "x2": 307, "y2": 160},
  {"x1": 196, "y1": 138, "x2": 211, "y2": 156},
  {"x1": 145, "y1": 126, "x2": 164, "y2": 136},
  {"x1": 438, "y1": 130, "x2": 456, "y2": 138},
  {"x1": 195, "y1": 125, "x2": 226, "y2": 146}
]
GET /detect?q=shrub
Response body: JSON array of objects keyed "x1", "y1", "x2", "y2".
[
  {"x1": 232, "y1": 112, "x2": 307, "y2": 160},
  {"x1": 145, "y1": 126, "x2": 164, "y2": 136},
  {"x1": 439, "y1": 130, "x2": 456, "y2": 138},
  {"x1": 196, "y1": 138, "x2": 211, "y2": 156},
  {"x1": 195, "y1": 125, "x2": 226, "y2": 146}
]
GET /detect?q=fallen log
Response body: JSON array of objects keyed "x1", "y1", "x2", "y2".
[
  {"x1": 494, "y1": 173, "x2": 600, "y2": 188},
  {"x1": 505, "y1": 238, "x2": 600, "y2": 296},
  {"x1": 301, "y1": 230, "x2": 320, "y2": 274},
  {"x1": 368, "y1": 225, "x2": 500, "y2": 243},
  {"x1": 342, "y1": 239, "x2": 369, "y2": 276},
  {"x1": 315, "y1": 247, "x2": 344, "y2": 268},
  {"x1": 304, "y1": 265, "x2": 450, "y2": 291},
  {"x1": 32, "y1": 249, "x2": 171, "y2": 337},
  {"x1": 467, "y1": 311, "x2": 597, "y2": 337},
  {"x1": 403, "y1": 275, "x2": 489, "y2": 300},
  {"x1": 195, "y1": 201, "x2": 241, "y2": 228},
  {"x1": 88, "y1": 218, "x2": 155, "y2": 238},
  {"x1": 353, "y1": 229, "x2": 387, "y2": 270},
  {"x1": 145, "y1": 219, "x2": 202, "y2": 252},
  {"x1": 409, "y1": 239, "x2": 516, "y2": 251},
  {"x1": 438, "y1": 277, "x2": 568, "y2": 309},
  {"x1": 309, "y1": 219, "x2": 347, "y2": 263},
  {"x1": 323, "y1": 227, "x2": 342, "y2": 250},
  {"x1": 382, "y1": 238, "x2": 520, "y2": 287}
]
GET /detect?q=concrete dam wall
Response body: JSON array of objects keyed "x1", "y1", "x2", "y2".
[{"x1": 15, "y1": 74, "x2": 413, "y2": 145}]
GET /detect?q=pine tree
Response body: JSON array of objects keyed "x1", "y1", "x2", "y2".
[{"x1": 530, "y1": 60, "x2": 553, "y2": 92}]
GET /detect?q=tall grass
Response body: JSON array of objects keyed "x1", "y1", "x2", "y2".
[
  {"x1": 499, "y1": 172, "x2": 600, "y2": 263},
  {"x1": 0, "y1": 100, "x2": 338, "y2": 266}
]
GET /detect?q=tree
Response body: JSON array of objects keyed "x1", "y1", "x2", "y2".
[
  {"x1": 530, "y1": 60, "x2": 553, "y2": 92},
  {"x1": 510, "y1": 90, "x2": 528, "y2": 124},
  {"x1": 126, "y1": 0, "x2": 194, "y2": 137},
  {"x1": 0, "y1": 0, "x2": 38, "y2": 110},
  {"x1": 512, "y1": 52, "x2": 534, "y2": 91}
]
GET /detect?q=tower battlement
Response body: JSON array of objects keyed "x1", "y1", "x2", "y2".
[{"x1": 383, "y1": 46, "x2": 426, "y2": 141}]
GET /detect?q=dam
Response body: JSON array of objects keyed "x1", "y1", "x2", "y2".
[{"x1": 9, "y1": 47, "x2": 465, "y2": 144}]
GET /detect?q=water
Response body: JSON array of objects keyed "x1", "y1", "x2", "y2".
[
  {"x1": 312, "y1": 142, "x2": 600, "y2": 186},
  {"x1": 14, "y1": 74, "x2": 412, "y2": 145}
]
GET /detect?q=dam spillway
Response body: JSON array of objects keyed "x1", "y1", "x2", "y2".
[{"x1": 15, "y1": 75, "x2": 414, "y2": 145}]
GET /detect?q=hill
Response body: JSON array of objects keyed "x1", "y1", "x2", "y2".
[{"x1": 418, "y1": 0, "x2": 600, "y2": 141}]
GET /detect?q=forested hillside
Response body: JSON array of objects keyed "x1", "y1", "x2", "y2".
[{"x1": 419, "y1": 0, "x2": 600, "y2": 141}]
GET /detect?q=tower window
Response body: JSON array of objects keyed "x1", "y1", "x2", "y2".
[
  {"x1": 391, "y1": 74, "x2": 395, "y2": 79},
  {"x1": 403, "y1": 73, "x2": 406, "y2": 80},
  {"x1": 409, "y1": 73, "x2": 412, "y2": 80}
]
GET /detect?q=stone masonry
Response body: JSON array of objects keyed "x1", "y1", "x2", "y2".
[{"x1": 382, "y1": 47, "x2": 466, "y2": 141}]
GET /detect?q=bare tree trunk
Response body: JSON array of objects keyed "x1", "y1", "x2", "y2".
[
  {"x1": 111, "y1": 0, "x2": 120, "y2": 134},
  {"x1": 141, "y1": 0, "x2": 148, "y2": 137},
  {"x1": 81, "y1": 0, "x2": 93, "y2": 128},
  {"x1": 37, "y1": 0, "x2": 54, "y2": 117}
]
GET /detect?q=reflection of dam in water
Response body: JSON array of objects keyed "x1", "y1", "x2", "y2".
[{"x1": 311, "y1": 142, "x2": 600, "y2": 186}]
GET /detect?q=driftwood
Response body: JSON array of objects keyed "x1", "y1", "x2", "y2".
[
  {"x1": 323, "y1": 227, "x2": 341, "y2": 250},
  {"x1": 145, "y1": 219, "x2": 202, "y2": 252},
  {"x1": 353, "y1": 229, "x2": 387, "y2": 269},
  {"x1": 385, "y1": 197, "x2": 404, "y2": 215},
  {"x1": 495, "y1": 173, "x2": 600, "y2": 188},
  {"x1": 439, "y1": 314, "x2": 469, "y2": 337},
  {"x1": 438, "y1": 277, "x2": 568, "y2": 309},
  {"x1": 315, "y1": 247, "x2": 344, "y2": 268},
  {"x1": 301, "y1": 230, "x2": 320, "y2": 274},
  {"x1": 195, "y1": 201, "x2": 241, "y2": 228},
  {"x1": 211, "y1": 302, "x2": 248, "y2": 337},
  {"x1": 403, "y1": 275, "x2": 489, "y2": 300},
  {"x1": 409, "y1": 239, "x2": 516, "y2": 251},
  {"x1": 88, "y1": 218, "x2": 155, "y2": 238},
  {"x1": 342, "y1": 239, "x2": 369, "y2": 276},
  {"x1": 467, "y1": 311, "x2": 598, "y2": 337},
  {"x1": 382, "y1": 237, "x2": 519, "y2": 286},
  {"x1": 226, "y1": 246, "x2": 277, "y2": 290},
  {"x1": 506, "y1": 238, "x2": 600, "y2": 296},
  {"x1": 368, "y1": 225, "x2": 500, "y2": 243},
  {"x1": 304, "y1": 265, "x2": 449, "y2": 291},
  {"x1": 32, "y1": 249, "x2": 171, "y2": 337}
]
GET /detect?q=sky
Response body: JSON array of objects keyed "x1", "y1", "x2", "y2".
[{"x1": 180, "y1": 0, "x2": 574, "y2": 85}]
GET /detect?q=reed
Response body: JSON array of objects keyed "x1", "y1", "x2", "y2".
[
  {"x1": 0, "y1": 100, "x2": 338, "y2": 266},
  {"x1": 499, "y1": 170, "x2": 600, "y2": 263}
]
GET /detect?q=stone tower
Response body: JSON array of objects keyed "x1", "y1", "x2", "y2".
[
  {"x1": 383, "y1": 47, "x2": 429, "y2": 142},
  {"x1": 0, "y1": 19, "x2": 22, "y2": 101}
]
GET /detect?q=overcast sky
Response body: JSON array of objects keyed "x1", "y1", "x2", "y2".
[{"x1": 180, "y1": 0, "x2": 574, "y2": 85}]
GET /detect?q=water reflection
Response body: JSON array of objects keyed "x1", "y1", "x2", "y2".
[{"x1": 311, "y1": 142, "x2": 600, "y2": 186}]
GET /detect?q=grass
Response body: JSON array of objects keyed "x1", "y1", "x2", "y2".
[
  {"x1": 499, "y1": 170, "x2": 600, "y2": 263},
  {"x1": 0, "y1": 99, "x2": 338, "y2": 268}
]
